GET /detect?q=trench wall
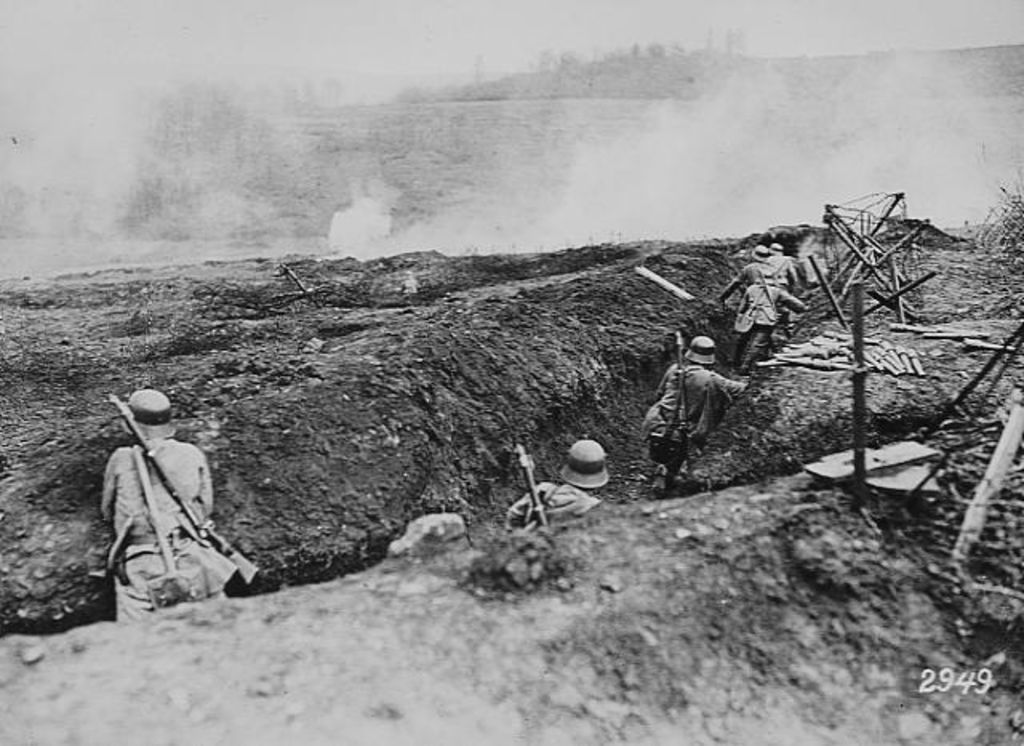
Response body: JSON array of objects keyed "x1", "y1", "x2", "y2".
[{"x1": 0, "y1": 243, "x2": 737, "y2": 634}]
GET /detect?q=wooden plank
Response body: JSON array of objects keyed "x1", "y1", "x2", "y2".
[
  {"x1": 953, "y1": 389, "x2": 1024, "y2": 562},
  {"x1": 964, "y1": 338, "x2": 1015, "y2": 352},
  {"x1": 804, "y1": 440, "x2": 941, "y2": 482},
  {"x1": 633, "y1": 266, "x2": 695, "y2": 301},
  {"x1": 867, "y1": 464, "x2": 942, "y2": 495},
  {"x1": 923, "y1": 331, "x2": 989, "y2": 340}
]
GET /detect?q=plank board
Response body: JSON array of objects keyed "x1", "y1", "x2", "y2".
[
  {"x1": 866, "y1": 464, "x2": 942, "y2": 495},
  {"x1": 803, "y1": 440, "x2": 941, "y2": 482}
]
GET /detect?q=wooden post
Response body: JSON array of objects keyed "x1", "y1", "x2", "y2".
[
  {"x1": 890, "y1": 260, "x2": 905, "y2": 323},
  {"x1": 851, "y1": 281, "x2": 868, "y2": 509},
  {"x1": 808, "y1": 255, "x2": 849, "y2": 330},
  {"x1": 952, "y1": 389, "x2": 1024, "y2": 562}
]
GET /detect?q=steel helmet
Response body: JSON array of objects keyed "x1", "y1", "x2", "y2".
[
  {"x1": 753, "y1": 244, "x2": 771, "y2": 258},
  {"x1": 685, "y1": 336, "x2": 716, "y2": 365},
  {"x1": 559, "y1": 439, "x2": 609, "y2": 489},
  {"x1": 769, "y1": 242, "x2": 785, "y2": 253},
  {"x1": 127, "y1": 389, "x2": 176, "y2": 439}
]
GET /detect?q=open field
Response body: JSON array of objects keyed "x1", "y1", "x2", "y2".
[{"x1": 4, "y1": 81, "x2": 1024, "y2": 278}]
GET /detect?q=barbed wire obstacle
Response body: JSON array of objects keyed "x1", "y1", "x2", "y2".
[
  {"x1": 978, "y1": 185, "x2": 1024, "y2": 255},
  {"x1": 820, "y1": 192, "x2": 933, "y2": 324}
]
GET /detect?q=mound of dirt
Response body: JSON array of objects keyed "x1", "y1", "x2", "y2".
[
  {"x1": 0, "y1": 241, "x2": 735, "y2": 634},
  {"x1": 2, "y1": 234, "x2": 1021, "y2": 640},
  {"x1": 1, "y1": 478, "x2": 1018, "y2": 745},
  {"x1": 2, "y1": 226, "x2": 1024, "y2": 743}
]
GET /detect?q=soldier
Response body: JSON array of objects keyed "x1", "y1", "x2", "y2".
[
  {"x1": 506, "y1": 439, "x2": 606, "y2": 529},
  {"x1": 642, "y1": 336, "x2": 747, "y2": 491},
  {"x1": 766, "y1": 242, "x2": 805, "y2": 337},
  {"x1": 718, "y1": 244, "x2": 776, "y2": 303},
  {"x1": 766, "y1": 242, "x2": 802, "y2": 293},
  {"x1": 733, "y1": 280, "x2": 807, "y2": 375},
  {"x1": 102, "y1": 389, "x2": 237, "y2": 621}
]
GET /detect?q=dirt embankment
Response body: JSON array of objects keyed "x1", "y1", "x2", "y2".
[
  {"x1": 1, "y1": 478, "x2": 1019, "y2": 745},
  {"x1": 2, "y1": 229, "x2": 1018, "y2": 636},
  {"x1": 3, "y1": 226, "x2": 1024, "y2": 743},
  {"x1": 1, "y1": 241, "x2": 739, "y2": 634}
]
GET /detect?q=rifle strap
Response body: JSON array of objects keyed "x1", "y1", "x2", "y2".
[
  {"x1": 756, "y1": 268, "x2": 779, "y2": 319},
  {"x1": 172, "y1": 508, "x2": 208, "y2": 546},
  {"x1": 132, "y1": 446, "x2": 179, "y2": 576},
  {"x1": 139, "y1": 445, "x2": 208, "y2": 543}
]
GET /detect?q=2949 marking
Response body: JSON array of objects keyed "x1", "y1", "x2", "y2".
[{"x1": 918, "y1": 668, "x2": 994, "y2": 695}]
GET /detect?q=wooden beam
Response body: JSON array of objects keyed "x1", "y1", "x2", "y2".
[
  {"x1": 952, "y1": 389, "x2": 1024, "y2": 562},
  {"x1": 634, "y1": 266, "x2": 695, "y2": 301},
  {"x1": 807, "y1": 255, "x2": 849, "y2": 330},
  {"x1": 852, "y1": 282, "x2": 868, "y2": 510},
  {"x1": 863, "y1": 271, "x2": 937, "y2": 316}
]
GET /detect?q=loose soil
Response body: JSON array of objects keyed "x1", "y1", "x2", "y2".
[{"x1": 2, "y1": 226, "x2": 1023, "y2": 744}]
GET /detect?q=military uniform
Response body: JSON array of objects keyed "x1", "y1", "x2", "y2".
[
  {"x1": 733, "y1": 284, "x2": 807, "y2": 374},
  {"x1": 506, "y1": 482, "x2": 601, "y2": 529},
  {"x1": 642, "y1": 363, "x2": 747, "y2": 450},
  {"x1": 507, "y1": 439, "x2": 607, "y2": 530},
  {"x1": 102, "y1": 391, "x2": 236, "y2": 621},
  {"x1": 718, "y1": 258, "x2": 777, "y2": 303}
]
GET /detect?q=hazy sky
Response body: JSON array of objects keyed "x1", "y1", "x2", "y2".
[{"x1": 2, "y1": 0, "x2": 1023, "y2": 83}]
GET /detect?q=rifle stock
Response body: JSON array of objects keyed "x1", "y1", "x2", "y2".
[
  {"x1": 108, "y1": 395, "x2": 258, "y2": 584},
  {"x1": 514, "y1": 443, "x2": 548, "y2": 529}
]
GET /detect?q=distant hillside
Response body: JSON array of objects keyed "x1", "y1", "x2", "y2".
[{"x1": 399, "y1": 44, "x2": 1024, "y2": 102}]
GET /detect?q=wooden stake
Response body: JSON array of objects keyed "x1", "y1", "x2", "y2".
[
  {"x1": 852, "y1": 282, "x2": 868, "y2": 509},
  {"x1": 890, "y1": 260, "x2": 905, "y2": 323},
  {"x1": 952, "y1": 389, "x2": 1024, "y2": 562},
  {"x1": 807, "y1": 255, "x2": 849, "y2": 330}
]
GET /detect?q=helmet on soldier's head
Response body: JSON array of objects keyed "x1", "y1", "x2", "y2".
[
  {"x1": 127, "y1": 389, "x2": 176, "y2": 439},
  {"x1": 753, "y1": 244, "x2": 771, "y2": 258},
  {"x1": 560, "y1": 439, "x2": 609, "y2": 489},
  {"x1": 685, "y1": 336, "x2": 716, "y2": 365},
  {"x1": 769, "y1": 242, "x2": 784, "y2": 253}
]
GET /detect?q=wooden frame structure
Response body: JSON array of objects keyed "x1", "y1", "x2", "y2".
[{"x1": 820, "y1": 192, "x2": 933, "y2": 324}]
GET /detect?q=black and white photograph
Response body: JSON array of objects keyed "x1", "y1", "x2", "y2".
[{"x1": 2, "y1": 1, "x2": 1024, "y2": 743}]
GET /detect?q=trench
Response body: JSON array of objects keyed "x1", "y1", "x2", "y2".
[{"x1": 0, "y1": 239, "x2": 953, "y2": 636}]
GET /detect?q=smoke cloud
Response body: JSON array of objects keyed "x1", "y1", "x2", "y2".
[
  {"x1": 1, "y1": 48, "x2": 1022, "y2": 277},
  {"x1": 392, "y1": 52, "x2": 1021, "y2": 252}
]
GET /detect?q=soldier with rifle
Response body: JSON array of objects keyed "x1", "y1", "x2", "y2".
[
  {"x1": 102, "y1": 389, "x2": 257, "y2": 621},
  {"x1": 506, "y1": 440, "x2": 607, "y2": 530},
  {"x1": 642, "y1": 335, "x2": 748, "y2": 493}
]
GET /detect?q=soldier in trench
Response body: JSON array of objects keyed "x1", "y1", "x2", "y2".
[
  {"x1": 101, "y1": 389, "x2": 237, "y2": 621},
  {"x1": 732, "y1": 279, "x2": 807, "y2": 375},
  {"x1": 717, "y1": 244, "x2": 777, "y2": 306},
  {"x1": 642, "y1": 336, "x2": 747, "y2": 491},
  {"x1": 506, "y1": 439, "x2": 607, "y2": 529}
]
